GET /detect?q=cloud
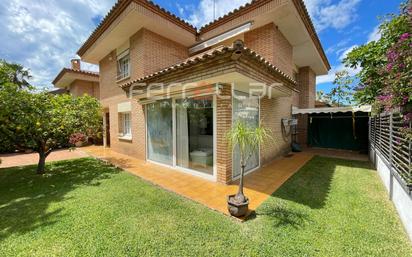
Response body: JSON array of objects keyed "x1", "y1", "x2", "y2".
[
  {"x1": 187, "y1": 0, "x2": 252, "y2": 28},
  {"x1": 304, "y1": 0, "x2": 361, "y2": 32},
  {"x1": 367, "y1": 25, "x2": 381, "y2": 42},
  {"x1": 0, "y1": 0, "x2": 115, "y2": 88},
  {"x1": 317, "y1": 45, "x2": 360, "y2": 84},
  {"x1": 0, "y1": 0, "x2": 363, "y2": 88}
]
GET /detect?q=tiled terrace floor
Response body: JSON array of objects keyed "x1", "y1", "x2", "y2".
[{"x1": 82, "y1": 146, "x2": 313, "y2": 218}]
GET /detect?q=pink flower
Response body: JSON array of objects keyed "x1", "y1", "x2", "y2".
[
  {"x1": 404, "y1": 113, "x2": 412, "y2": 122},
  {"x1": 69, "y1": 132, "x2": 86, "y2": 145},
  {"x1": 399, "y1": 33, "x2": 410, "y2": 41}
]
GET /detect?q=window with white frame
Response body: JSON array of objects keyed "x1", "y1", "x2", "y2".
[
  {"x1": 119, "y1": 112, "x2": 132, "y2": 139},
  {"x1": 117, "y1": 50, "x2": 130, "y2": 81}
]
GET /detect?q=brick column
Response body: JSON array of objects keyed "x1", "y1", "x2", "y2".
[
  {"x1": 216, "y1": 84, "x2": 232, "y2": 184},
  {"x1": 297, "y1": 66, "x2": 316, "y2": 146}
]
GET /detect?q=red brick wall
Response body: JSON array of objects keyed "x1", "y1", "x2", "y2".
[
  {"x1": 296, "y1": 66, "x2": 316, "y2": 145},
  {"x1": 297, "y1": 66, "x2": 316, "y2": 109},
  {"x1": 260, "y1": 96, "x2": 292, "y2": 165},
  {"x1": 98, "y1": 28, "x2": 189, "y2": 160},
  {"x1": 244, "y1": 23, "x2": 293, "y2": 77},
  {"x1": 69, "y1": 80, "x2": 99, "y2": 98},
  {"x1": 216, "y1": 85, "x2": 232, "y2": 184}
]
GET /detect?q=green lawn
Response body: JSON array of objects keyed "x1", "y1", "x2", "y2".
[{"x1": 0, "y1": 157, "x2": 411, "y2": 256}]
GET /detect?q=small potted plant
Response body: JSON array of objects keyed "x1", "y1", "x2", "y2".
[
  {"x1": 226, "y1": 121, "x2": 271, "y2": 217},
  {"x1": 69, "y1": 132, "x2": 87, "y2": 147}
]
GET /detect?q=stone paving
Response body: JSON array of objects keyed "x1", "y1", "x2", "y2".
[{"x1": 0, "y1": 149, "x2": 88, "y2": 169}]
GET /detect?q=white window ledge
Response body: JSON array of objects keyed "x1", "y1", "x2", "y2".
[
  {"x1": 116, "y1": 75, "x2": 130, "y2": 83},
  {"x1": 118, "y1": 135, "x2": 132, "y2": 141}
]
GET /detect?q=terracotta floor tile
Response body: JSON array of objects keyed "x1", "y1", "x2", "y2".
[{"x1": 80, "y1": 146, "x2": 313, "y2": 218}]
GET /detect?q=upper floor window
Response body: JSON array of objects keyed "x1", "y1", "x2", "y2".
[{"x1": 117, "y1": 50, "x2": 130, "y2": 81}]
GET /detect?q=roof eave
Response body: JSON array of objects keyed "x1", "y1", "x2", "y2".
[
  {"x1": 198, "y1": 0, "x2": 331, "y2": 71},
  {"x1": 52, "y1": 68, "x2": 99, "y2": 88},
  {"x1": 120, "y1": 43, "x2": 298, "y2": 91},
  {"x1": 77, "y1": 0, "x2": 197, "y2": 57}
]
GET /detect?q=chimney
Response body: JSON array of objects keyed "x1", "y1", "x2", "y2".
[{"x1": 71, "y1": 59, "x2": 81, "y2": 70}]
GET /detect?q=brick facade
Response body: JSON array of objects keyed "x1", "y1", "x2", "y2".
[
  {"x1": 69, "y1": 80, "x2": 99, "y2": 98},
  {"x1": 97, "y1": 24, "x2": 316, "y2": 183},
  {"x1": 216, "y1": 84, "x2": 232, "y2": 184},
  {"x1": 296, "y1": 66, "x2": 316, "y2": 145},
  {"x1": 260, "y1": 96, "x2": 293, "y2": 165},
  {"x1": 99, "y1": 28, "x2": 188, "y2": 160},
  {"x1": 244, "y1": 23, "x2": 294, "y2": 77}
]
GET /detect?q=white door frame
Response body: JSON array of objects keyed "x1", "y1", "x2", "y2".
[{"x1": 145, "y1": 94, "x2": 217, "y2": 181}]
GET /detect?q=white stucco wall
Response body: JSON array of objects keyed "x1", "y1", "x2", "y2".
[{"x1": 370, "y1": 146, "x2": 412, "y2": 241}]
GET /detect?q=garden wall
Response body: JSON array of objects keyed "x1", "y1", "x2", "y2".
[{"x1": 369, "y1": 114, "x2": 412, "y2": 241}]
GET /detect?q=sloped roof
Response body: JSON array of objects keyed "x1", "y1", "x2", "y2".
[
  {"x1": 120, "y1": 41, "x2": 297, "y2": 89},
  {"x1": 77, "y1": 0, "x2": 330, "y2": 70},
  {"x1": 198, "y1": 0, "x2": 330, "y2": 70},
  {"x1": 77, "y1": 0, "x2": 196, "y2": 56},
  {"x1": 52, "y1": 68, "x2": 99, "y2": 87}
]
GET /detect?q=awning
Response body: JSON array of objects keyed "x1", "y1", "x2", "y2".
[{"x1": 292, "y1": 105, "x2": 372, "y2": 115}]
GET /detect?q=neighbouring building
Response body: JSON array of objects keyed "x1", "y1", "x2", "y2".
[
  {"x1": 52, "y1": 0, "x2": 330, "y2": 184},
  {"x1": 52, "y1": 59, "x2": 100, "y2": 98}
]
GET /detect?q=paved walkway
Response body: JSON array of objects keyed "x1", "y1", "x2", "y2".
[
  {"x1": 0, "y1": 149, "x2": 88, "y2": 169},
  {"x1": 82, "y1": 146, "x2": 314, "y2": 218}
]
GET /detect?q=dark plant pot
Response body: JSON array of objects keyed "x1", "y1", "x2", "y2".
[{"x1": 227, "y1": 194, "x2": 249, "y2": 217}]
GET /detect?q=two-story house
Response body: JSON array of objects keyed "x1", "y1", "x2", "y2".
[{"x1": 55, "y1": 0, "x2": 330, "y2": 184}]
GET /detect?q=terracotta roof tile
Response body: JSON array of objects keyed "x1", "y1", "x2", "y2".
[
  {"x1": 77, "y1": 0, "x2": 196, "y2": 56},
  {"x1": 52, "y1": 68, "x2": 99, "y2": 86},
  {"x1": 198, "y1": 0, "x2": 330, "y2": 70},
  {"x1": 77, "y1": 0, "x2": 330, "y2": 70},
  {"x1": 120, "y1": 41, "x2": 297, "y2": 89}
]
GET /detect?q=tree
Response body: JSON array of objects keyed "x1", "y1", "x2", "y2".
[
  {"x1": 0, "y1": 59, "x2": 32, "y2": 89},
  {"x1": 328, "y1": 70, "x2": 354, "y2": 107},
  {"x1": 343, "y1": 1, "x2": 411, "y2": 106},
  {"x1": 343, "y1": 1, "x2": 411, "y2": 138},
  {"x1": 226, "y1": 121, "x2": 271, "y2": 208},
  {"x1": 0, "y1": 84, "x2": 102, "y2": 174}
]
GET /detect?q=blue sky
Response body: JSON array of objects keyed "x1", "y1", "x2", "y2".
[{"x1": 0, "y1": 0, "x2": 404, "y2": 93}]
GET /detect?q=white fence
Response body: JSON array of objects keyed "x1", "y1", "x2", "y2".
[{"x1": 369, "y1": 113, "x2": 412, "y2": 240}]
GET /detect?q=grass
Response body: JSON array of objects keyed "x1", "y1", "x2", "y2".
[{"x1": 0, "y1": 157, "x2": 411, "y2": 256}]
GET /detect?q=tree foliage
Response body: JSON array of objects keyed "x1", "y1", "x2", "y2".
[
  {"x1": 329, "y1": 70, "x2": 354, "y2": 107},
  {"x1": 0, "y1": 61, "x2": 102, "y2": 174},
  {"x1": 343, "y1": 1, "x2": 412, "y2": 137},
  {"x1": 0, "y1": 59, "x2": 32, "y2": 89},
  {"x1": 316, "y1": 90, "x2": 332, "y2": 106},
  {"x1": 226, "y1": 121, "x2": 271, "y2": 204}
]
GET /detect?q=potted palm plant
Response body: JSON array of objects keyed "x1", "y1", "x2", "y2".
[{"x1": 226, "y1": 120, "x2": 271, "y2": 217}]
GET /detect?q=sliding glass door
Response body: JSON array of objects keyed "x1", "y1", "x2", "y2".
[
  {"x1": 146, "y1": 99, "x2": 173, "y2": 165},
  {"x1": 176, "y1": 96, "x2": 214, "y2": 175},
  {"x1": 232, "y1": 92, "x2": 259, "y2": 178},
  {"x1": 146, "y1": 96, "x2": 214, "y2": 177}
]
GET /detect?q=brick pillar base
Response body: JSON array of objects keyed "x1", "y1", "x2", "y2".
[
  {"x1": 216, "y1": 84, "x2": 232, "y2": 184},
  {"x1": 297, "y1": 67, "x2": 316, "y2": 147}
]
